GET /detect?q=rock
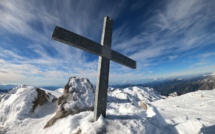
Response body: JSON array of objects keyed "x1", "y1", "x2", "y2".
[
  {"x1": 44, "y1": 77, "x2": 95, "y2": 128},
  {"x1": 32, "y1": 88, "x2": 49, "y2": 112},
  {"x1": 139, "y1": 101, "x2": 147, "y2": 110},
  {"x1": 168, "y1": 92, "x2": 178, "y2": 97}
]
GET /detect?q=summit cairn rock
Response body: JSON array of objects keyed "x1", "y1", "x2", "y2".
[{"x1": 44, "y1": 77, "x2": 95, "y2": 128}]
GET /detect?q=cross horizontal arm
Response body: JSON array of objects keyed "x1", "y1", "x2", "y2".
[
  {"x1": 52, "y1": 26, "x2": 136, "y2": 69},
  {"x1": 52, "y1": 26, "x2": 102, "y2": 56},
  {"x1": 111, "y1": 51, "x2": 136, "y2": 69}
]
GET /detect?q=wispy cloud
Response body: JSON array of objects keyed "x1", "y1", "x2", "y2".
[
  {"x1": 0, "y1": 48, "x2": 23, "y2": 60},
  {"x1": 198, "y1": 52, "x2": 215, "y2": 59},
  {"x1": 113, "y1": 0, "x2": 215, "y2": 68}
]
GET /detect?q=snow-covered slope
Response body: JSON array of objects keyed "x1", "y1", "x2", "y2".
[
  {"x1": 0, "y1": 80, "x2": 214, "y2": 134},
  {"x1": 152, "y1": 89, "x2": 215, "y2": 134},
  {"x1": 55, "y1": 88, "x2": 64, "y2": 94},
  {"x1": 0, "y1": 85, "x2": 58, "y2": 128},
  {"x1": 0, "y1": 85, "x2": 39, "y2": 126}
]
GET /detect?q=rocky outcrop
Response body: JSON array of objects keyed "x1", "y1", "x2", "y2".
[
  {"x1": 44, "y1": 77, "x2": 95, "y2": 128},
  {"x1": 32, "y1": 88, "x2": 49, "y2": 112}
]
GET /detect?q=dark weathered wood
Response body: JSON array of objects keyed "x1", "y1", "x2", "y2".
[
  {"x1": 52, "y1": 26, "x2": 102, "y2": 56},
  {"x1": 94, "y1": 17, "x2": 112, "y2": 121},
  {"x1": 94, "y1": 56, "x2": 110, "y2": 120},
  {"x1": 52, "y1": 26, "x2": 136, "y2": 69},
  {"x1": 111, "y1": 50, "x2": 136, "y2": 69}
]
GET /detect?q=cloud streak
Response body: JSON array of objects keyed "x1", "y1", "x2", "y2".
[{"x1": 113, "y1": 0, "x2": 215, "y2": 68}]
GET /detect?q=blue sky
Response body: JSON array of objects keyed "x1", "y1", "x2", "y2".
[{"x1": 0, "y1": 0, "x2": 215, "y2": 86}]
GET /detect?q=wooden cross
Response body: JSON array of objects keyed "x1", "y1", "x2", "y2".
[{"x1": 52, "y1": 16, "x2": 136, "y2": 121}]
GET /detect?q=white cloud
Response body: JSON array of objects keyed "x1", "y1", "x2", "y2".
[
  {"x1": 168, "y1": 55, "x2": 178, "y2": 60},
  {"x1": 0, "y1": 58, "x2": 98, "y2": 86},
  {"x1": 165, "y1": 0, "x2": 202, "y2": 21},
  {"x1": 0, "y1": 48, "x2": 24, "y2": 60},
  {"x1": 198, "y1": 52, "x2": 215, "y2": 59},
  {"x1": 130, "y1": 45, "x2": 165, "y2": 61}
]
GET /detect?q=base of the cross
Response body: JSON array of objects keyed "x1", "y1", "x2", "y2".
[{"x1": 94, "y1": 56, "x2": 110, "y2": 121}]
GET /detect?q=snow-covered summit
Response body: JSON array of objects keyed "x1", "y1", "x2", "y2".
[
  {"x1": 44, "y1": 77, "x2": 95, "y2": 128},
  {"x1": 63, "y1": 77, "x2": 95, "y2": 110}
]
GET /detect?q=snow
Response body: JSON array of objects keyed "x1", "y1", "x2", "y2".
[
  {"x1": 0, "y1": 85, "x2": 59, "y2": 130},
  {"x1": 108, "y1": 86, "x2": 162, "y2": 103},
  {"x1": 0, "y1": 83, "x2": 215, "y2": 134},
  {"x1": 210, "y1": 72, "x2": 215, "y2": 77},
  {"x1": 42, "y1": 88, "x2": 61, "y2": 98},
  {"x1": 152, "y1": 89, "x2": 215, "y2": 133},
  {"x1": 55, "y1": 88, "x2": 64, "y2": 94},
  {"x1": 0, "y1": 85, "x2": 38, "y2": 126}
]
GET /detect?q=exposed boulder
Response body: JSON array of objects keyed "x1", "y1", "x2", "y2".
[
  {"x1": 32, "y1": 88, "x2": 49, "y2": 112},
  {"x1": 168, "y1": 92, "x2": 178, "y2": 97},
  {"x1": 44, "y1": 77, "x2": 95, "y2": 128},
  {"x1": 139, "y1": 101, "x2": 148, "y2": 110}
]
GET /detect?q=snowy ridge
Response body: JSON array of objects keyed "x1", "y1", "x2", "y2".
[
  {"x1": 108, "y1": 86, "x2": 162, "y2": 104},
  {"x1": 0, "y1": 85, "x2": 37, "y2": 126},
  {"x1": 55, "y1": 88, "x2": 64, "y2": 93},
  {"x1": 0, "y1": 85, "x2": 58, "y2": 128}
]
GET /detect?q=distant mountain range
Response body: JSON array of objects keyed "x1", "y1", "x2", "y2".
[
  {"x1": 148, "y1": 73, "x2": 215, "y2": 96},
  {"x1": 1, "y1": 73, "x2": 215, "y2": 96},
  {"x1": 0, "y1": 84, "x2": 17, "y2": 90},
  {"x1": 113, "y1": 73, "x2": 215, "y2": 96},
  {"x1": 0, "y1": 84, "x2": 61, "y2": 92},
  {"x1": 41, "y1": 86, "x2": 62, "y2": 90},
  {"x1": 0, "y1": 89, "x2": 8, "y2": 93}
]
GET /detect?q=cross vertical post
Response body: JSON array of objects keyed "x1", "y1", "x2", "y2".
[{"x1": 94, "y1": 17, "x2": 113, "y2": 121}]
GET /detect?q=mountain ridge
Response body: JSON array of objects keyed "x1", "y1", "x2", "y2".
[{"x1": 112, "y1": 73, "x2": 215, "y2": 96}]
